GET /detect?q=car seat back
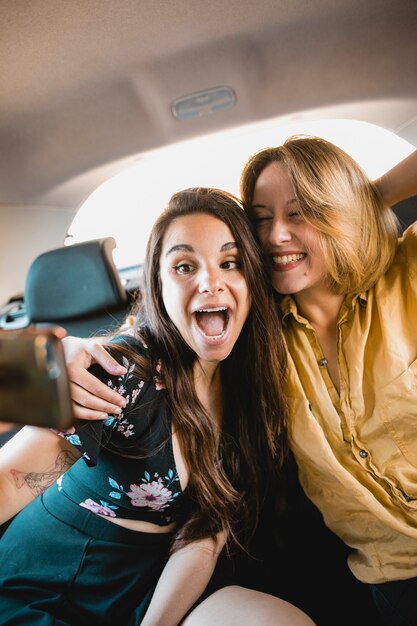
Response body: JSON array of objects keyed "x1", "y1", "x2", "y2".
[{"x1": 25, "y1": 237, "x2": 131, "y2": 337}]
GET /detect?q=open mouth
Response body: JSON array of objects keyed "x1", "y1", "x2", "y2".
[{"x1": 194, "y1": 307, "x2": 229, "y2": 338}]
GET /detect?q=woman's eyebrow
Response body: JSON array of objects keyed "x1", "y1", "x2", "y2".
[
  {"x1": 221, "y1": 242, "x2": 238, "y2": 251},
  {"x1": 252, "y1": 198, "x2": 298, "y2": 210},
  {"x1": 166, "y1": 241, "x2": 238, "y2": 257},
  {"x1": 165, "y1": 243, "x2": 193, "y2": 257}
]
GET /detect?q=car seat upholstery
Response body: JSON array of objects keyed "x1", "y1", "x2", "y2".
[{"x1": 25, "y1": 237, "x2": 131, "y2": 337}]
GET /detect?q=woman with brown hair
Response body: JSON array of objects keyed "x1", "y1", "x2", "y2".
[{"x1": 0, "y1": 187, "x2": 315, "y2": 625}]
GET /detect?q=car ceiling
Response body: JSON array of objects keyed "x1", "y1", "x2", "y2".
[{"x1": 1, "y1": 0, "x2": 417, "y2": 302}]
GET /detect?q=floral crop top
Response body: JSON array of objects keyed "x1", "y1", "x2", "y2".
[{"x1": 57, "y1": 336, "x2": 188, "y2": 526}]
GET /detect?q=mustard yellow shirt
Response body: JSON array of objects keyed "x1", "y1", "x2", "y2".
[{"x1": 280, "y1": 222, "x2": 417, "y2": 584}]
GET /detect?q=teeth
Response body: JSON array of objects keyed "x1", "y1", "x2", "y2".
[
  {"x1": 196, "y1": 306, "x2": 227, "y2": 313},
  {"x1": 273, "y1": 253, "x2": 305, "y2": 265}
]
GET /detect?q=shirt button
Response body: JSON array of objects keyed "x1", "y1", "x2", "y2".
[
  {"x1": 318, "y1": 358, "x2": 328, "y2": 366},
  {"x1": 359, "y1": 449, "x2": 368, "y2": 459}
]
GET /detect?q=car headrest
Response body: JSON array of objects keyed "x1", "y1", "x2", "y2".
[{"x1": 25, "y1": 237, "x2": 127, "y2": 323}]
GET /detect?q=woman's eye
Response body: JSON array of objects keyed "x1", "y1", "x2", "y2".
[
  {"x1": 221, "y1": 260, "x2": 243, "y2": 270},
  {"x1": 288, "y1": 211, "x2": 303, "y2": 221},
  {"x1": 173, "y1": 263, "x2": 194, "y2": 275},
  {"x1": 253, "y1": 214, "x2": 271, "y2": 224}
]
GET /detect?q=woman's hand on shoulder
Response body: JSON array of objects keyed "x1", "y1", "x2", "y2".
[{"x1": 62, "y1": 336, "x2": 127, "y2": 421}]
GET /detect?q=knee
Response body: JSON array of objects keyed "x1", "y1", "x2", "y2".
[{"x1": 182, "y1": 585, "x2": 317, "y2": 626}]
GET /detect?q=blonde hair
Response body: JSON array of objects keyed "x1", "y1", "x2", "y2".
[{"x1": 240, "y1": 135, "x2": 400, "y2": 294}]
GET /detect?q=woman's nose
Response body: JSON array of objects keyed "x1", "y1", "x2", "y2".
[
  {"x1": 198, "y1": 268, "x2": 225, "y2": 294},
  {"x1": 269, "y1": 218, "x2": 292, "y2": 245}
]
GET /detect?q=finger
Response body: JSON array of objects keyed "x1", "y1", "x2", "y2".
[
  {"x1": 62, "y1": 337, "x2": 127, "y2": 376},
  {"x1": 66, "y1": 362, "x2": 126, "y2": 405},
  {"x1": 62, "y1": 336, "x2": 91, "y2": 362},
  {"x1": 70, "y1": 382, "x2": 124, "y2": 415},
  {"x1": 70, "y1": 376, "x2": 126, "y2": 413},
  {"x1": 88, "y1": 343, "x2": 127, "y2": 375},
  {"x1": 72, "y1": 404, "x2": 110, "y2": 422},
  {"x1": 53, "y1": 326, "x2": 67, "y2": 340}
]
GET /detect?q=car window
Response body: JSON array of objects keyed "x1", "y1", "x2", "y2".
[{"x1": 67, "y1": 116, "x2": 416, "y2": 272}]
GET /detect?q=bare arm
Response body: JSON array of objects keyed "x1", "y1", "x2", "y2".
[
  {"x1": 374, "y1": 149, "x2": 417, "y2": 207},
  {"x1": 62, "y1": 335, "x2": 127, "y2": 420},
  {"x1": 0, "y1": 425, "x2": 81, "y2": 524},
  {"x1": 141, "y1": 532, "x2": 226, "y2": 626}
]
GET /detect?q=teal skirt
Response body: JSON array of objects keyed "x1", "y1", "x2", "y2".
[{"x1": 0, "y1": 482, "x2": 173, "y2": 625}]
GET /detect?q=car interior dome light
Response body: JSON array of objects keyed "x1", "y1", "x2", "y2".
[{"x1": 172, "y1": 86, "x2": 237, "y2": 120}]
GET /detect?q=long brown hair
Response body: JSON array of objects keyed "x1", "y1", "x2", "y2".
[
  {"x1": 110, "y1": 187, "x2": 287, "y2": 552},
  {"x1": 240, "y1": 135, "x2": 400, "y2": 294}
]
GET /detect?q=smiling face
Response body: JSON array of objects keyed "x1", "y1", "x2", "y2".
[
  {"x1": 252, "y1": 161, "x2": 330, "y2": 299},
  {"x1": 159, "y1": 213, "x2": 251, "y2": 367}
]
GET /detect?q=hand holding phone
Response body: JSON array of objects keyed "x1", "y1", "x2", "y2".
[{"x1": 0, "y1": 328, "x2": 74, "y2": 430}]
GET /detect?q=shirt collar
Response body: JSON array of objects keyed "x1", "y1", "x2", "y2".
[{"x1": 278, "y1": 291, "x2": 368, "y2": 326}]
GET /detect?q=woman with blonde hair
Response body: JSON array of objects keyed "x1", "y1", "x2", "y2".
[{"x1": 239, "y1": 136, "x2": 417, "y2": 625}]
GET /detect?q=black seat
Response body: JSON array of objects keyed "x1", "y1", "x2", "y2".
[{"x1": 24, "y1": 237, "x2": 131, "y2": 337}]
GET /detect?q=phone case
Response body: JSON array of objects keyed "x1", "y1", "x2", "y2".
[{"x1": 0, "y1": 328, "x2": 74, "y2": 430}]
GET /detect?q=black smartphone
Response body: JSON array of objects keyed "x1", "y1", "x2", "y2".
[{"x1": 0, "y1": 328, "x2": 74, "y2": 430}]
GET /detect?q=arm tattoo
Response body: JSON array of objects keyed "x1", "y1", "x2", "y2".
[{"x1": 10, "y1": 450, "x2": 79, "y2": 496}]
